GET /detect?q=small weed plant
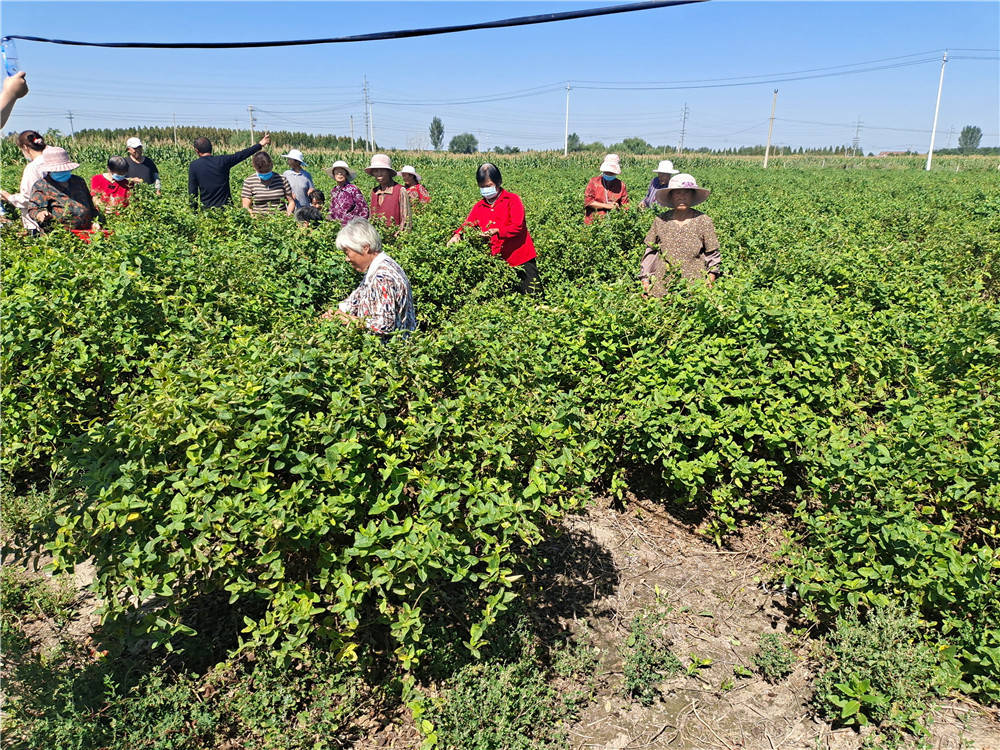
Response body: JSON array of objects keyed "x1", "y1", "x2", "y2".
[
  {"x1": 622, "y1": 607, "x2": 682, "y2": 706},
  {"x1": 753, "y1": 632, "x2": 797, "y2": 683}
]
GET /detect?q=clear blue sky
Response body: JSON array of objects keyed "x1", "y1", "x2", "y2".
[{"x1": 2, "y1": 1, "x2": 997, "y2": 153}]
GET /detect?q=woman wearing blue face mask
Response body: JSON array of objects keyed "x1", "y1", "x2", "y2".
[
  {"x1": 447, "y1": 162, "x2": 541, "y2": 294},
  {"x1": 90, "y1": 156, "x2": 132, "y2": 210},
  {"x1": 584, "y1": 153, "x2": 629, "y2": 224},
  {"x1": 26, "y1": 146, "x2": 101, "y2": 237},
  {"x1": 240, "y1": 151, "x2": 295, "y2": 216}
]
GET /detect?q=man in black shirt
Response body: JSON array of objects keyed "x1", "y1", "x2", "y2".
[
  {"x1": 188, "y1": 132, "x2": 271, "y2": 209},
  {"x1": 125, "y1": 137, "x2": 161, "y2": 194}
]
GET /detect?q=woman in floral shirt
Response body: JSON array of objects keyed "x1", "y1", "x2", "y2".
[
  {"x1": 321, "y1": 219, "x2": 416, "y2": 336},
  {"x1": 25, "y1": 146, "x2": 101, "y2": 238},
  {"x1": 324, "y1": 160, "x2": 369, "y2": 224}
]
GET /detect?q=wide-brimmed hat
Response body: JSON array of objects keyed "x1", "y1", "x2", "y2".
[
  {"x1": 281, "y1": 148, "x2": 308, "y2": 166},
  {"x1": 40, "y1": 147, "x2": 80, "y2": 172},
  {"x1": 654, "y1": 173, "x2": 711, "y2": 208},
  {"x1": 398, "y1": 165, "x2": 421, "y2": 183},
  {"x1": 324, "y1": 160, "x2": 356, "y2": 182},
  {"x1": 126, "y1": 137, "x2": 143, "y2": 149},
  {"x1": 364, "y1": 153, "x2": 396, "y2": 176},
  {"x1": 653, "y1": 159, "x2": 679, "y2": 175},
  {"x1": 599, "y1": 153, "x2": 621, "y2": 174}
]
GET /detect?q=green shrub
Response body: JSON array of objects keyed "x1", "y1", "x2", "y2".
[
  {"x1": 621, "y1": 607, "x2": 682, "y2": 705},
  {"x1": 813, "y1": 602, "x2": 944, "y2": 739},
  {"x1": 752, "y1": 632, "x2": 796, "y2": 683}
]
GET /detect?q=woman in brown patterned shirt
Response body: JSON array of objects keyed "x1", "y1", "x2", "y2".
[{"x1": 640, "y1": 173, "x2": 721, "y2": 297}]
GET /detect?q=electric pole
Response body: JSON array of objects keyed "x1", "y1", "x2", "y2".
[
  {"x1": 350, "y1": 115, "x2": 355, "y2": 152},
  {"x1": 248, "y1": 105, "x2": 256, "y2": 142},
  {"x1": 677, "y1": 103, "x2": 689, "y2": 154},
  {"x1": 852, "y1": 118, "x2": 862, "y2": 157},
  {"x1": 172, "y1": 113, "x2": 178, "y2": 146},
  {"x1": 363, "y1": 76, "x2": 371, "y2": 151},
  {"x1": 925, "y1": 51, "x2": 947, "y2": 171},
  {"x1": 763, "y1": 89, "x2": 778, "y2": 168},
  {"x1": 563, "y1": 83, "x2": 571, "y2": 156},
  {"x1": 66, "y1": 111, "x2": 75, "y2": 141},
  {"x1": 945, "y1": 125, "x2": 955, "y2": 149},
  {"x1": 369, "y1": 99, "x2": 376, "y2": 151}
]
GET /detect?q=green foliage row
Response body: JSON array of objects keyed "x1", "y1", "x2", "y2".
[{"x1": 2, "y1": 147, "x2": 998, "y2": 708}]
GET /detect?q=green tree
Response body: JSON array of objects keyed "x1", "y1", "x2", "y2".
[
  {"x1": 429, "y1": 117, "x2": 444, "y2": 151},
  {"x1": 958, "y1": 125, "x2": 982, "y2": 153},
  {"x1": 449, "y1": 132, "x2": 478, "y2": 154},
  {"x1": 566, "y1": 132, "x2": 583, "y2": 152},
  {"x1": 613, "y1": 137, "x2": 653, "y2": 154}
]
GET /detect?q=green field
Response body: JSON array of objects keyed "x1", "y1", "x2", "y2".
[{"x1": 2, "y1": 142, "x2": 998, "y2": 747}]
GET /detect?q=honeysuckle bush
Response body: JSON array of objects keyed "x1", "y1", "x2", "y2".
[{"x1": 2, "y1": 146, "x2": 998, "y2": 704}]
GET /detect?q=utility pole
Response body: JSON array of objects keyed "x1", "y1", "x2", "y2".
[
  {"x1": 172, "y1": 113, "x2": 178, "y2": 146},
  {"x1": 563, "y1": 83, "x2": 571, "y2": 156},
  {"x1": 363, "y1": 76, "x2": 371, "y2": 151},
  {"x1": 66, "y1": 111, "x2": 75, "y2": 141},
  {"x1": 369, "y1": 99, "x2": 376, "y2": 151},
  {"x1": 350, "y1": 115, "x2": 355, "y2": 152},
  {"x1": 677, "y1": 102, "x2": 689, "y2": 154},
  {"x1": 763, "y1": 89, "x2": 778, "y2": 168},
  {"x1": 945, "y1": 125, "x2": 955, "y2": 149},
  {"x1": 852, "y1": 118, "x2": 862, "y2": 157},
  {"x1": 248, "y1": 105, "x2": 256, "y2": 142},
  {"x1": 925, "y1": 51, "x2": 947, "y2": 171}
]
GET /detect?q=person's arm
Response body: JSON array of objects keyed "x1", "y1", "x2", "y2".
[
  {"x1": 620, "y1": 183, "x2": 630, "y2": 208},
  {"x1": 639, "y1": 223, "x2": 661, "y2": 292},
  {"x1": 584, "y1": 178, "x2": 614, "y2": 211},
  {"x1": 0, "y1": 72, "x2": 28, "y2": 128},
  {"x1": 25, "y1": 180, "x2": 51, "y2": 225},
  {"x1": 398, "y1": 186, "x2": 411, "y2": 232},
  {"x1": 188, "y1": 163, "x2": 199, "y2": 207},
  {"x1": 495, "y1": 194, "x2": 526, "y2": 240},
  {"x1": 151, "y1": 162, "x2": 161, "y2": 194},
  {"x1": 240, "y1": 178, "x2": 254, "y2": 213},
  {"x1": 700, "y1": 216, "x2": 722, "y2": 284},
  {"x1": 447, "y1": 204, "x2": 479, "y2": 245},
  {"x1": 283, "y1": 177, "x2": 295, "y2": 215}
]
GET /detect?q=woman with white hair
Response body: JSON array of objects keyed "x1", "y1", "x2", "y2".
[
  {"x1": 321, "y1": 218, "x2": 417, "y2": 336},
  {"x1": 584, "y1": 153, "x2": 628, "y2": 224}
]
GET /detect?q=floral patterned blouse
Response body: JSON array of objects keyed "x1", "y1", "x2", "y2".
[
  {"x1": 641, "y1": 209, "x2": 722, "y2": 295},
  {"x1": 338, "y1": 252, "x2": 417, "y2": 335},
  {"x1": 328, "y1": 183, "x2": 370, "y2": 223},
  {"x1": 26, "y1": 175, "x2": 99, "y2": 231}
]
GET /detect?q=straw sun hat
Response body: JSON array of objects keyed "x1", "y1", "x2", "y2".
[
  {"x1": 653, "y1": 159, "x2": 679, "y2": 175},
  {"x1": 364, "y1": 153, "x2": 396, "y2": 176},
  {"x1": 324, "y1": 160, "x2": 356, "y2": 181},
  {"x1": 654, "y1": 173, "x2": 711, "y2": 208},
  {"x1": 280, "y1": 149, "x2": 308, "y2": 166}
]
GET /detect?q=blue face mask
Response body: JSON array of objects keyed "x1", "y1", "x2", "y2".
[
  {"x1": 257, "y1": 171, "x2": 274, "y2": 181},
  {"x1": 50, "y1": 171, "x2": 72, "y2": 182},
  {"x1": 602, "y1": 173, "x2": 617, "y2": 183},
  {"x1": 480, "y1": 186, "x2": 498, "y2": 200},
  {"x1": 112, "y1": 173, "x2": 128, "y2": 182}
]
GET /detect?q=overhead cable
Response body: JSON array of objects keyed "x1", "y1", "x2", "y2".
[{"x1": 1, "y1": 0, "x2": 707, "y2": 49}]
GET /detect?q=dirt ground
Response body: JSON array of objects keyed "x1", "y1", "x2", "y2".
[{"x1": 6, "y1": 498, "x2": 998, "y2": 750}]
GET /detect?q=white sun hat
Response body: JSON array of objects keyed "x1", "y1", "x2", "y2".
[
  {"x1": 364, "y1": 153, "x2": 396, "y2": 176},
  {"x1": 654, "y1": 173, "x2": 711, "y2": 207},
  {"x1": 599, "y1": 153, "x2": 621, "y2": 174},
  {"x1": 281, "y1": 148, "x2": 308, "y2": 166},
  {"x1": 324, "y1": 160, "x2": 357, "y2": 182},
  {"x1": 126, "y1": 137, "x2": 143, "y2": 149},
  {"x1": 398, "y1": 165, "x2": 422, "y2": 183},
  {"x1": 653, "y1": 159, "x2": 679, "y2": 175}
]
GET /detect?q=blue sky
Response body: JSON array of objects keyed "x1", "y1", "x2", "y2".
[{"x1": 2, "y1": 1, "x2": 997, "y2": 153}]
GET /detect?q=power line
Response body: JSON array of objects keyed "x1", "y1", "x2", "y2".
[{"x1": 0, "y1": 0, "x2": 707, "y2": 48}]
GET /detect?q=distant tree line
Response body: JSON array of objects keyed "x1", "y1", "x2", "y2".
[{"x1": 62, "y1": 126, "x2": 359, "y2": 150}]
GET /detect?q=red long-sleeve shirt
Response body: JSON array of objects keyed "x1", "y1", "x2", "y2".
[{"x1": 455, "y1": 189, "x2": 536, "y2": 267}]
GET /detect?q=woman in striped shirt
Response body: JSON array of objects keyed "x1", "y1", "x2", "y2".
[{"x1": 240, "y1": 152, "x2": 294, "y2": 216}]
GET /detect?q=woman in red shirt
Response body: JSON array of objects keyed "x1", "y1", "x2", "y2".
[
  {"x1": 584, "y1": 153, "x2": 628, "y2": 224},
  {"x1": 90, "y1": 156, "x2": 131, "y2": 210},
  {"x1": 399, "y1": 165, "x2": 431, "y2": 205},
  {"x1": 447, "y1": 163, "x2": 541, "y2": 295}
]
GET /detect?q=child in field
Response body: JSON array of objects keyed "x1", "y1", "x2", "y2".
[
  {"x1": 640, "y1": 173, "x2": 721, "y2": 296},
  {"x1": 295, "y1": 189, "x2": 326, "y2": 224}
]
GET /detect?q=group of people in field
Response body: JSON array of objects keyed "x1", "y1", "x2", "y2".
[{"x1": 3, "y1": 129, "x2": 723, "y2": 338}]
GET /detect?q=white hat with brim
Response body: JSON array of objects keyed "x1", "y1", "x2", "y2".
[
  {"x1": 40, "y1": 147, "x2": 80, "y2": 173},
  {"x1": 654, "y1": 173, "x2": 711, "y2": 207},
  {"x1": 653, "y1": 159, "x2": 679, "y2": 175},
  {"x1": 126, "y1": 137, "x2": 143, "y2": 149},
  {"x1": 324, "y1": 160, "x2": 356, "y2": 182},
  {"x1": 364, "y1": 153, "x2": 396, "y2": 176},
  {"x1": 599, "y1": 153, "x2": 621, "y2": 174},
  {"x1": 398, "y1": 165, "x2": 421, "y2": 183},
  {"x1": 281, "y1": 149, "x2": 308, "y2": 166}
]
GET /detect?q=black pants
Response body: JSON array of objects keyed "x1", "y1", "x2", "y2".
[{"x1": 514, "y1": 258, "x2": 543, "y2": 296}]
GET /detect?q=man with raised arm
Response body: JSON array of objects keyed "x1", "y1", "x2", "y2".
[{"x1": 188, "y1": 131, "x2": 271, "y2": 209}]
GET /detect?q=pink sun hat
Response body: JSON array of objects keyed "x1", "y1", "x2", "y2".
[
  {"x1": 364, "y1": 153, "x2": 396, "y2": 176},
  {"x1": 598, "y1": 153, "x2": 621, "y2": 174},
  {"x1": 654, "y1": 173, "x2": 711, "y2": 207},
  {"x1": 39, "y1": 146, "x2": 80, "y2": 172}
]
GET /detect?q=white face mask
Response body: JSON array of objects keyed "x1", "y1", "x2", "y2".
[{"x1": 480, "y1": 186, "x2": 498, "y2": 200}]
